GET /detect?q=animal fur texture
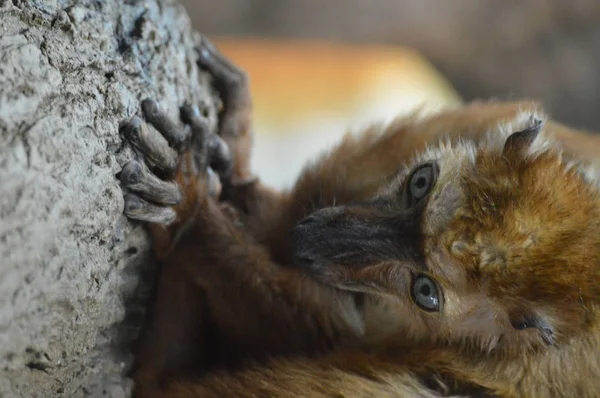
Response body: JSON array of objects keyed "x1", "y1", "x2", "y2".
[{"x1": 116, "y1": 37, "x2": 600, "y2": 397}]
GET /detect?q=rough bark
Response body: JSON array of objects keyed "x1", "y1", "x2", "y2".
[{"x1": 0, "y1": 1, "x2": 218, "y2": 396}]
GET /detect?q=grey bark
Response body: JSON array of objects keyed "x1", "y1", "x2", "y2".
[{"x1": 0, "y1": 1, "x2": 219, "y2": 396}]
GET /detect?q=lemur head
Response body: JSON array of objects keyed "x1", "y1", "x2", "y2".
[{"x1": 291, "y1": 110, "x2": 600, "y2": 354}]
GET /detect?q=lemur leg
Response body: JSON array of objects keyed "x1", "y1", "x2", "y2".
[
  {"x1": 116, "y1": 39, "x2": 365, "y2": 396},
  {"x1": 119, "y1": 96, "x2": 233, "y2": 393},
  {"x1": 116, "y1": 38, "x2": 272, "y2": 394},
  {"x1": 119, "y1": 100, "x2": 356, "y2": 396},
  {"x1": 195, "y1": 35, "x2": 287, "y2": 240}
]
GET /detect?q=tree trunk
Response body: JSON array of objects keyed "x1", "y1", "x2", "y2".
[{"x1": 0, "y1": 1, "x2": 218, "y2": 396}]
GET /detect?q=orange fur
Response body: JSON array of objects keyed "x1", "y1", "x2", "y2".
[{"x1": 121, "y1": 45, "x2": 600, "y2": 398}]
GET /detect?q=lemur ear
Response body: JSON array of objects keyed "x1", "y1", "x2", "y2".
[{"x1": 502, "y1": 118, "x2": 543, "y2": 157}]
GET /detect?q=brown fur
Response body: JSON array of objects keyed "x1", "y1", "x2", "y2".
[{"x1": 118, "y1": 41, "x2": 600, "y2": 398}]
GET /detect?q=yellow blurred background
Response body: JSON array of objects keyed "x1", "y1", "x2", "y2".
[
  {"x1": 180, "y1": 1, "x2": 600, "y2": 188},
  {"x1": 215, "y1": 38, "x2": 460, "y2": 188}
]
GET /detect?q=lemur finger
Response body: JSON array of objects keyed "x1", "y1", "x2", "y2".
[
  {"x1": 123, "y1": 193, "x2": 176, "y2": 224},
  {"x1": 195, "y1": 36, "x2": 254, "y2": 189},
  {"x1": 142, "y1": 99, "x2": 190, "y2": 152},
  {"x1": 122, "y1": 116, "x2": 178, "y2": 174},
  {"x1": 181, "y1": 102, "x2": 209, "y2": 132},
  {"x1": 182, "y1": 102, "x2": 233, "y2": 190},
  {"x1": 207, "y1": 167, "x2": 222, "y2": 199},
  {"x1": 196, "y1": 36, "x2": 246, "y2": 92},
  {"x1": 181, "y1": 103, "x2": 211, "y2": 158},
  {"x1": 208, "y1": 133, "x2": 233, "y2": 181},
  {"x1": 120, "y1": 161, "x2": 182, "y2": 205},
  {"x1": 196, "y1": 37, "x2": 250, "y2": 120}
]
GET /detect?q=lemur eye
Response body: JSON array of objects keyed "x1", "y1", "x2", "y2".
[
  {"x1": 408, "y1": 163, "x2": 436, "y2": 202},
  {"x1": 411, "y1": 274, "x2": 442, "y2": 312}
]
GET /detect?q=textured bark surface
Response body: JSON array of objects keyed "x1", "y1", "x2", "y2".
[{"x1": 0, "y1": 1, "x2": 218, "y2": 396}]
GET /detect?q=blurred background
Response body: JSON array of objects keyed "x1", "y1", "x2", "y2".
[{"x1": 180, "y1": 0, "x2": 600, "y2": 189}]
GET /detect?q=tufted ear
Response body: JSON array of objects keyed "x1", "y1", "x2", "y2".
[{"x1": 502, "y1": 118, "x2": 543, "y2": 157}]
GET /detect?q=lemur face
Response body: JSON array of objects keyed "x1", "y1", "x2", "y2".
[{"x1": 292, "y1": 114, "x2": 600, "y2": 353}]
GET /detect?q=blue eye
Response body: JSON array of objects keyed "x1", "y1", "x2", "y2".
[
  {"x1": 408, "y1": 163, "x2": 436, "y2": 201},
  {"x1": 412, "y1": 274, "x2": 442, "y2": 312}
]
